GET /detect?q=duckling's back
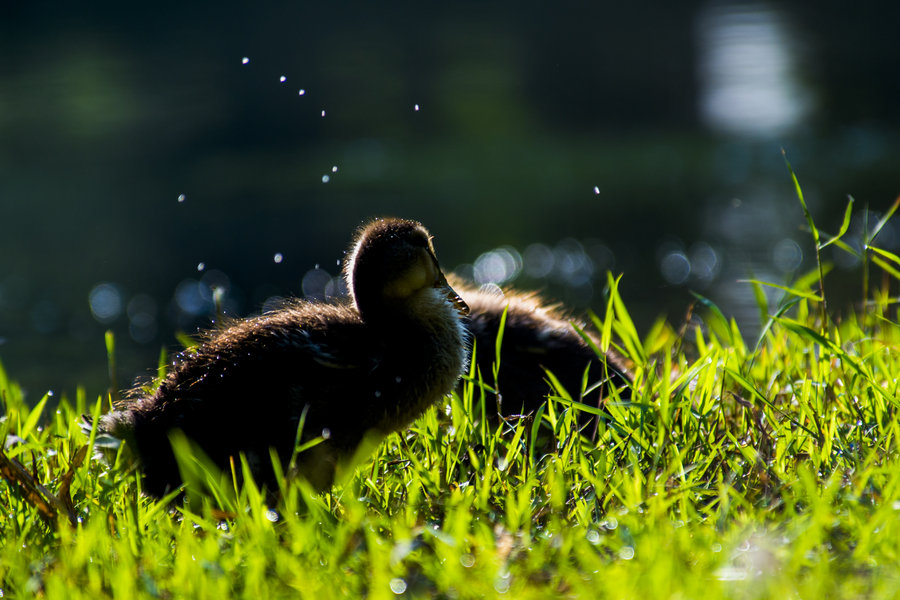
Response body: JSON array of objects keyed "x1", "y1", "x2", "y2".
[{"x1": 103, "y1": 298, "x2": 465, "y2": 496}]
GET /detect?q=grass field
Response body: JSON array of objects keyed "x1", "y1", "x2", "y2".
[{"x1": 4, "y1": 173, "x2": 900, "y2": 598}]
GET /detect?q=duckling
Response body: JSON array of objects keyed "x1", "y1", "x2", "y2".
[
  {"x1": 100, "y1": 218, "x2": 469, "y2": 496},
  {"x1": 448, "y1": 276, "x2": 631, "y2": 427}
]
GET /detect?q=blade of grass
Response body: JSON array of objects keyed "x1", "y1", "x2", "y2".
[
  {"x1": 782, "y1": 150, "x2": 827, "y2": 328},
  {"x1": 819, "y1": 195, "x2": 855, "y2": 249}
]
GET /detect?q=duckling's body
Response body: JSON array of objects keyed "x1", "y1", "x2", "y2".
[
  {"x1": 449, "y1": 276, "x2": 630, "y2": 422},
  {"x1": 101, "y1": 218, "x2": 468, "y2": 496}
]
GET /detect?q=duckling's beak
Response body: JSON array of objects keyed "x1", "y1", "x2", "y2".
[
  {"x1": 436, "y1": 271, "x2": 470, "y2": 316},
  {"x1": 426, "y1": 245, "x2": 469, "y2": 315}
]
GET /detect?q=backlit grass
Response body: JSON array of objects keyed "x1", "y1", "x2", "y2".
[{"x1": 4, "y1": 174, "x2": 900, "y2": 598}]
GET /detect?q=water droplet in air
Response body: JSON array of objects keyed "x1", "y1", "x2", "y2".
[
  {"x1": 321, "y1": 110, "x2": 326, "y2": 117},
  {"x1": 197, "y1": 263, "x2": 205, "y2": 272},
  {"x1": 331, "y1": 165, "x2": 338, "y2": 173},
  {"x1": 593, "y1": 186, "x2": 600, "y2": 195},
  {"x1": 298, "y1": 89, "x2": 306, "y2": 96},
  {"x1": 322, "y1": 175, "x2": 330, "y2": 183},
  {"x1": 279, "y1": 75, "x2": 286, "y2": 83},
  {"x1": 241, "y1": 57, "x2": 250, "y2": 65},
  {"x1": 321, "y1": 428, "x2": 331, "y2": 439},
  {"x1": 274, "y1": 253, "x2": 283, "y2": 264},
  {"x1": 177, "y1": 194, "x2": 186, "y2": 203},
  {"x1": 414, "y1": 104, "x2": 420, "y2": 111}
]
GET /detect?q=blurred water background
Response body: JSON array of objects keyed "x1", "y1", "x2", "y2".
[{"x1": 1, "y1": 1, "x2": 898, "y2": 400}]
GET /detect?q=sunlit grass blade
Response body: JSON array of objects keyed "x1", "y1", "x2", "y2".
[
  {"x1": 775, "y1": 316, "x2": 898, "y2": 407},
  {"x1": 169, "y1": 429, "x2": 236, "y2": 512},
  {"x1": 493, "y1": 304, "x2": 508, "y2": 393},
  {"x1": 739, "y1": 279, "x2": 822, "y2": 301},
  {"x1": 783, "y1": 149, "x2": 818, "y2": 245},
  {"x1": 819, "y1": 195, "x2": 854, "y2": 249},
  {"x1": 606, "y1": 272, "x2": 645, "y2": 363},
  {"x1": 748, "y1": 278, "x2": 769, "y2": 328},
  {"x1": 751, "y1": 296, "x2": 802, "y2": 356},
  {"x1": 691, "y1": 292, "x2": 733, "y2": 345},
  {"x1": 868, "y1": 245, "x2": 900, "y2": 283},
  {"x1": 782, "y1": 150, "x2": 828, "y2": 327},
  {"x1": 868, "y1": 194, "x2": 900, "y2": 245},
  {"x1": 19, "y1": 391, "x2": 49, "y2": 441},
  {"x1": 871, "y1": 256, "x2": 900, "y2": 281}
]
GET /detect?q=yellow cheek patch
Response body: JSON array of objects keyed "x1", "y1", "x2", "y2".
[{"x1": 383, "y1": 256, "x2": 436, "y2": 299}]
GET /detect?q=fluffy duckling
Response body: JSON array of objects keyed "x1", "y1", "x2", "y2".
[
  {"x1": 100, "y1": 218, "x2": 469, "y2": 496},
  {"x1": 448, "y1": 276, "x2": 631, "y2": 425}
]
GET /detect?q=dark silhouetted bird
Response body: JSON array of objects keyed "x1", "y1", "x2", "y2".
[
  {"x1": 449, "y1": 277, "x2": 631, "y2": 430},
  {"x1": 100, "y1": 218, "x2": 469, "y2": 496}
]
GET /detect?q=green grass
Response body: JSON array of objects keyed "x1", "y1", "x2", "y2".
[{"x1": 4, "y1": 175, "x2": 900, "y2": 598}]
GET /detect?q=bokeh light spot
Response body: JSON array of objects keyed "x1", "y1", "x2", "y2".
[{"x1": 89, "y1": 283, "x2": 123, "y2": 323}]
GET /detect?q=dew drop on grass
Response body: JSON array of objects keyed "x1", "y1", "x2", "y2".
[
  {"x1": 321, "y1": 428, "x2": 331, "y2": 439},
  {"x1": 586, "y1": 530, "x2": 601, "y2": 544},
  {"x1": 618, "y1": 546, "x2": 635, "y2": 560},
  {"x1": 265, "y1": 510, "x2": 279, "y2": 523},
  {"x1": 460, "y1": 553, "x2": 475, "y2": 567},
  {"x1": 177, "y1": 194, "x2": 186, "y2": 203},
  {"x1": 274, "y1": 253, "x2": 283, "y2": 264},
  {"x1": 241, "y1": 57, "x2": 250, "y2": 65},
  {"x1": 389, "y1": 579, "x2": 407, "y2": 595}
]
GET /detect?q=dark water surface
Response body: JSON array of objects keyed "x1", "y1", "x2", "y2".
[{"x1": 1, "y1": 1, "x2": 898, "y2": 399}]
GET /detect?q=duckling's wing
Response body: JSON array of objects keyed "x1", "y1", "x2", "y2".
[{"x1": 169, "y1": 307, "x2": 379, "y2": 398}]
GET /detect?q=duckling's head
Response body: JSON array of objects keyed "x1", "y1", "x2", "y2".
[{"x1": 346, "y1": 218, "x2": 468, "y2": 326}]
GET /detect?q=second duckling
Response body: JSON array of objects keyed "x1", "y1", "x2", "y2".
[
  {"x1": 100, "y1": 218, "x2": 469, "y2": 496},
  {"x1": 449, "y1": 276, "x2": 631, "y2": 425}
]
